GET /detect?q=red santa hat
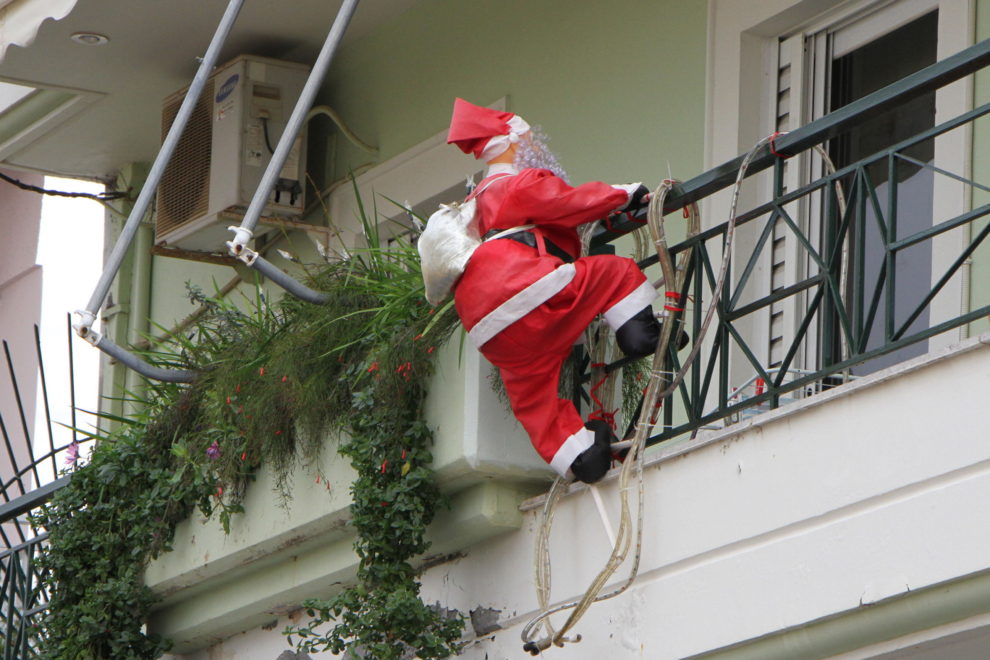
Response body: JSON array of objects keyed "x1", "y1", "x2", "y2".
[{"x1": 447, "y1": 98, "x2": 531, "y2": 161}]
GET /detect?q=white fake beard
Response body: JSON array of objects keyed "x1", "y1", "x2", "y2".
[{"x1": 513, "y1": 127, "x2": 570, "y2": 183}]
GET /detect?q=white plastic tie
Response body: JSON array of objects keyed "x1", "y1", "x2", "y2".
[
  {"x1": 72, "y1": 309, "x2": 98, "y2": 341},
  {"x1": 226, "y1": 225, "x2": 254, "y2": 255}
]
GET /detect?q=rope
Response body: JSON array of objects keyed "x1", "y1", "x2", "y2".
[{"x1": 521, "y1": 135, "x2": 787, "y2": 654}]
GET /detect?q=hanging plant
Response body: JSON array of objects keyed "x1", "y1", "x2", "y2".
[{"x1": 33, "y1": 195, "x2": 464, "y2": 658}]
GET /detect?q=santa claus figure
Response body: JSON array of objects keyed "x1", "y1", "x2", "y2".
[{"x1": 445, "y1": 98, "x2": 662, "y2": 484}]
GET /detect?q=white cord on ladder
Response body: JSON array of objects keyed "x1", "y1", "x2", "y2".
[
  {"x1": 588, "y1": 485, "x2": 616, "y2": 547},
  {"x1": 521, "y1": 133, "x2": 798, "y2": 654}
]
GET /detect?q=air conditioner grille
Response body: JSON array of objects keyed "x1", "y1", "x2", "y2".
[{"x1": 156, "y1": 80, "x2": 214, "y2": 240}]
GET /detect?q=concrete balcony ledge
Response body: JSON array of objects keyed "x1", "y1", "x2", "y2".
[
  {"x1": 149, "y1": 330, "x2": 990, "y2": 656},
  {"x1": 145, "y1": 338, "x2": 550, "y2": 653},
  {"x1": 449, "y1": 331, "x2": 990, "y2": 658},
  {"x1": 651, "y1": 329, "x2": 990, "y2": 471}
]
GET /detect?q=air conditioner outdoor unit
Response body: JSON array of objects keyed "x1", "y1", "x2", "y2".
[{"x1": 155, "y1": 55, "x2": 310, "y2": 252}]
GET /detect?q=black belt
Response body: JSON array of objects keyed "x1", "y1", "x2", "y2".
[{"x1": 484, "y1": 229, "x2": 575, "y2": 263}]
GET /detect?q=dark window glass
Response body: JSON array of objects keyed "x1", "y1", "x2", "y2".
[{"x1": 825, "y1": 10, "x2": 938, "y2": 374}]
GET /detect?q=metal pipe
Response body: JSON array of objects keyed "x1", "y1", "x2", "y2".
[
  {"x1": 248, "y1": 253, "x2": 329, "y2": 304},
  {"x1": 0, "y1": 414, "x2": 26, "y2": 502},
  {"x1": 228, "y1": 0, "x2": 361, "y2": 257},
  {"x1": 2, "y1": 341, "x2": 40, "y2": 491},
  {"x1": 76, "y1": 0, "x2": 245, "y2": 336},
  {"x1": 91, "y1": 333, "x2": 197, "y2": 383},
  {"x1": 65, "y1": 313, "x2": 77, "y2": 446},
  {"x1": 124, "y1": 216, "x2": 155, "y2": 410},
  {"x1": 306, "y1": 105, "x2": 378, "y2": 155},
  {"x1": 31, "y1": 326, "x2": 58, "y2": 481}
]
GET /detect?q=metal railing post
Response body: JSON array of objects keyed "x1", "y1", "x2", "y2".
[
  {"x1": 72, "y1": 0, "x2": 246, "y2": 381},
  {"x1": 227, "y1": 0, "x2": 362, "y2": 305}
]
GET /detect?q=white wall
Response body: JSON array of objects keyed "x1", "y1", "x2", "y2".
[
  {"x1": 32, "y1": 176, "x2": 104, "y2": 483},
  {"x1": 0, "y1": 168, "x2": 43, "y2": 493},
  {"x1": 166, "y1": 332, "x2": 990, "y2": 659},
  {"x1": 423, "y1": 332, "x2": 990, "y2": 659}
]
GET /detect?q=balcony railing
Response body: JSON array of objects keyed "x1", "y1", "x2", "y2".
[
  {"x1": 592, "y1": 36, "x2": 990, "y2": 446},
  {"x1": 0, "y1": 321, "x2": 89, "y2": 657}
]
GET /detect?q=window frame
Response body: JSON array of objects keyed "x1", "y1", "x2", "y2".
[{"x1": 705, "y1": 0, "x2": 974, "y2": 389}]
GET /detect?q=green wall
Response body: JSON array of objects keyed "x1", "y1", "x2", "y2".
[
  {"x1": 319, "y1": 0, "x2": 708, "y2": 190},
  {"x1": 141, "y1": 0, "x2": 709, "y2": 335}
]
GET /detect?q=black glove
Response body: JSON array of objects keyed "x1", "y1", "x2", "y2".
[{"x1": 620, "y1": 184, "x2": 651, "y2": 212}]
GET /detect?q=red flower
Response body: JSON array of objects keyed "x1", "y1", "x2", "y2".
[
  {"x1": 367, "y1": 361, "x2": 379, "y2": 373},
  {"x1": 413, "y1": 334, "x2": 423, "y2": 341},
  {"x1": 259, "y1": 367, "x2": 265, "y2": 377},
  {"x1": 225, "y1": 396, "x2": 231, "y2": 405},
  {"x1": 427, "y1": 346, "x2": 435, "y2": 354},
  {"x1": 241, "y1": 452, "x2": 247, "y2": 461},
  {"x1": 281, "y1": 375, "x2": 288, "y2": 383}
]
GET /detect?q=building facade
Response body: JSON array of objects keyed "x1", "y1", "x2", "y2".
[{"x1": 1, "y1": 0, "x2": 990, "y2": 657}]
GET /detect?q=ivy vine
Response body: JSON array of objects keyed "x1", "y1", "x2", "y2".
[{"x1": 33, "y1": 206, "x2": 464, "y2": 658}]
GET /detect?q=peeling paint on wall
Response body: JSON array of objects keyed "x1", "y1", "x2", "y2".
[
  {"x1": 470, "y1": 606, "x2": 503, "y2": 636},
  {"x1": 275, "y1": 651, "x2": 310, "y2": 660}
]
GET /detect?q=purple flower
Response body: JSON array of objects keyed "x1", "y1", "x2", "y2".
[
  {"x1": 206, "y1": 441, "x2": 221, "y2": 460},
  {"x1": 64, "y1": 442, "x2": 79, "y2": 466}
]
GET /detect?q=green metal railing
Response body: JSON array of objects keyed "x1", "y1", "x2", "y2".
[
  {"x1": 0, "y1": 534, "x2": 48, "y2": 659},
  {"x1": 591, "y1": 37, "x2": 990, "y2": 445},
  {"x1": 0, "y1": 322, "x2": 84, "y2": 656}
]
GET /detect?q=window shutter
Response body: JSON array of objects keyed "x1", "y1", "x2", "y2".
[{"x1": 768, "y1": 34, "x2": 809, "y2": 369}]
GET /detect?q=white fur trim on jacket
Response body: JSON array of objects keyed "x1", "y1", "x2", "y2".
[
  {"x1": 480, "y1": 115, "x2": 531, "y2": 162},
  {"x1": 602, "y1": 279, "x2": 658, "y2": 330},
  {"x1": 611, "y1": 182, "x2": 644, "y2": 209},
  {"x1": 550, "y1": 426, "x2": 594, "y2": 477},
  {"x1": 468, "y1": 263, "x2": 577, "y2": 348}
]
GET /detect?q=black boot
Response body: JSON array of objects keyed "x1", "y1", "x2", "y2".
[
  {"x1": 615, "y1": 307, "x2": 660, "y2": 359},
  {"x1": 668, "y1": 321, "x2": 690, "y2": 351},
  {"x1": 616, "y1": 306, "x2": 689, "y2": 358},
  {"x1": 570, "y1": 419, "x2": 616, "y2": 484}
]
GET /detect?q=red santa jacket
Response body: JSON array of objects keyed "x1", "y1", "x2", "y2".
[{"x1": 454, "y1": 164, "x2": 631, "y2": 347}]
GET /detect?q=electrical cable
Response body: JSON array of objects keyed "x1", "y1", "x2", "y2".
[
  {"x1": 260, "y1": 116, "x2": 276, "y2": 155},
  {"x1": 0, "y1": 170, "x2": 126, "y2": 201}
]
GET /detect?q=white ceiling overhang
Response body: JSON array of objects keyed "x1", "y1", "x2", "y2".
[
  {"x1": 0, "y1": 0, "x2": 79, "y2": 59},
  {"x1": 0, "y1": 0, "x2": 415, "y2": 181}
]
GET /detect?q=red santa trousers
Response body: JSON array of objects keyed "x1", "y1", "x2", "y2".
[{"x1": 476, "y1": 255, "x2": 655, "y2": 477}]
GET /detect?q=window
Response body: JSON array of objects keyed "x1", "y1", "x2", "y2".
[
  {"x1": 825, "y1": 10, "x2": 938, "y2": 373},
  {"x1": 708, "y1": 0, "x2": 973, "y2": 389}
]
